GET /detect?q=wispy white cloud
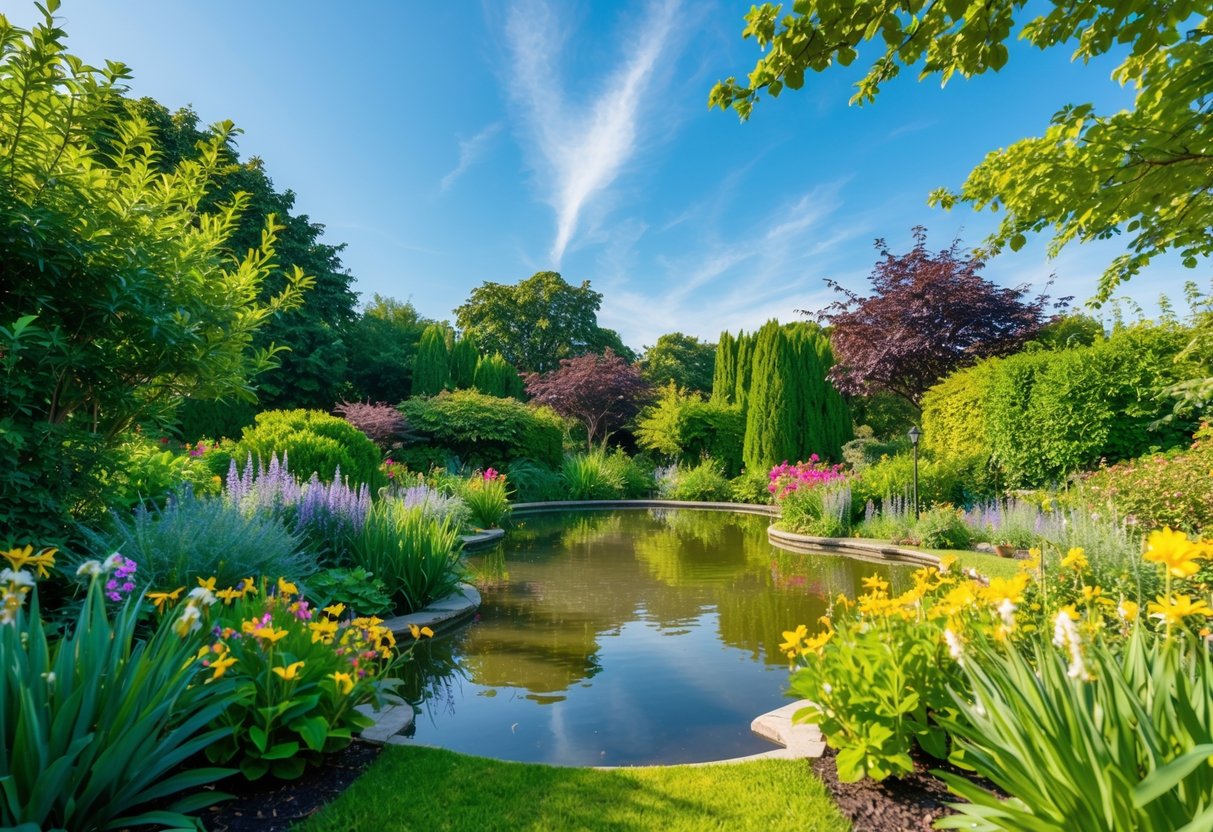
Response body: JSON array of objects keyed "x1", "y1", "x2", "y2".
[
  {"x1": 440, "y1": 122, "x2": 503, "y2": 191},
  {"x1": 505, "y1": 0, "x2": 682, "y2": 265}
]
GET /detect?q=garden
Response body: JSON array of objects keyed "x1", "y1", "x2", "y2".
[{"x1": 3, "y1": 2, "x2": 1213, "y2": 831}]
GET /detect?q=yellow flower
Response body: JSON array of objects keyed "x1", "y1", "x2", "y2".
[
  {"x1": 1144, "y1": 528, "x2": 1205, "y2": 579},
  {"x1": 1117, "y1": 600, "x2": 1139, "y2": 622},
  {"x1": 330, "y1": 671, "x2": 355, "y2": 695},
  {"x1": 254, "y1": 626, "x2": 289, "y2": 643},
  {"x1": 799, "y1": 630, "x2": 832, "y2": 655},
  {"x1": 147, "y1": 586, "x2": 184, "y2": 612},
  {"x1": 277, "y1": 577, "x2": 299, "y2": 597},
  {"x1": 1, "y1": 545, "x2": 34, "y2": 571},
  {"x1": 272, "y1": 661, "x2": 305, "y2": 681},
  {"x1": 216, "y1": 587, "x2": 243, "y2": 605},
  {"x1": 1060, "y1": 548, "x2": 1088, "y2": 572},
  {"x1": 779, "y1": 624, "x2": 808, "y2": 654},
  {"x1": 209, "y1": 653, "x2": 238, "y2": 681},
  {"x1": 984, "y1": 573, "x2": 1030, "y2": 607},
  {"x1": 861, "y1": 575, "x2": 889, "y2": 593},
  {"x1": 239, "y1": 577, "x2": 257, "y2": 596},
  {"x1": 408, "y1": 623, "x2": 435, "y2": 640},
  {"x1": 197, "y1": 576, "x2": 218, "y2": 592},
  {"x1": 937, "y1": 554, "x2": 957, "y2": 574},
  {"x1": 309, "y1": 618, "x2": 339, "y2": 644},
  {"x1": 1080, "y1": 585, "x2": 1104, "y2": 604},
  {"x1": 1148, "y1": 594, "x2": 1213, "y2": 627},
  {"x1": 323, "y1": 602, "x2": 347, "y2": 618}
]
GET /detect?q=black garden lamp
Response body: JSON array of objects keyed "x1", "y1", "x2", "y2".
[{"x1": 907, "y1": 425, "x2": 922, "y2": 519}]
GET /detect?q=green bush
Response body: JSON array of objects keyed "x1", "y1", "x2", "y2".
[
  {"x1": 1, "y1": 565, "x2": 235, "y2": 830},
  {"x1": 560, "y1": 452, "x2": 624, "y2": 500},
  {"x1": 503, "y1": 459, "x2": 564, "y2": 502},
  {"x1": 729, "y1": 469, "x2": 774, "y2": 504},
  {"x1": 347, "y1": 501, "x2": 465, "y2": 614},
  {"x1": 602, "y1": 450, "x2": 656, "y2": 498},
  {"x1": 401, "y1": 390, "x2": 564, "y2": 469},
  {"x1": 852, "y1": 452, "x2": 994, "y2": 510},
  {"x1": 656, "y1": 459, "x2": 732, "y2": 502},
  {"x1": 97, "y1": 434, "x2": 222, "y2": 512},
  {"x1": 778, "y1": 483, "x2": 852, "y2": 537},
  {"x1": 907, "y1": 505, "x2": 971, "y2": 550},
  {"x1": 224, "y1": 409, "x2": 384, "y2": 488},
  {"x1": 635, "y1": 384, "x2": 745, "y2": 475},
  {"x1": 460, "y1": 473, "x2": 512, "y2": 529},
  {"x1": 305, "y1": 566, "x2": 394, "y2": 617},
  {"x1": 84, "y1": 491, "x2": 314, "y2": 590},
  {"x1": 176, "y1": 397, "x2": 256, "y2": 443},
  {"x1": 920, "y1": 359, "x2": 1000, "y2": 462}
]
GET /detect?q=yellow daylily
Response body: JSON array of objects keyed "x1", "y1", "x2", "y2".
[
  {"x1": 253, "y1": 626, "x2": 289, "y2": 643},
  {"x1": 209, "y1": 653, "x2": 238, "y2": 681},
  {"x1": 197, "y1": 576, "x2": 218, "y2": 592},
  {"x1": 1118, "y1": 599, "x2": 1139, "y2": 622},
  {"x1": 147, "y1": 586, "x2": 184, "y2": 613},
  {"x1": 323, "y1": 602, "x2": 347, "y2": 618},
  {"x1": 861, "y1": 575, "x2": 889, "y2": 593},
  {"x1": 215, "y1": 587, "x2": 243, "y2": 605},
  {"x1": 272, "y1": 661, "x2": 305, "y2": 681},
  {"x1": 1060, "y1": 548, "x2": 1088, "y2": 572},
  {"x1": 330, "y1": 671, "x2": 355, "y2": 695},
  {"x1": 1144, "y1": 528, "x2": 1205, "y2": 579},
  {"x1": 779, "y1": 624, "x2": 808, "y2": 655},
  {"x1": 1148, "y1": 594, "x2": 1213, "y2": 627},
  {"x1": 407, "y1": 623, "x2": 435, "y2": 640},
  {"x1": 277, "y1": 577, "x2": 299, "y2": 596},
  {"x1": 309, "y1": 618, "x2": 339, "y2": 644}
]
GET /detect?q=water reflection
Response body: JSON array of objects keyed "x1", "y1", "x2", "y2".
[{"x1": 395, "y1": 509, "x2": 904, "y2": 765}]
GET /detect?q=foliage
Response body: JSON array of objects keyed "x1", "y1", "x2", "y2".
[
  {"x1": 301, "y1": 745, "x2": 849, "y2": 832},
  {"x1": 635, "y1": 384, "x2": 745, "y2": 476},
  {"x1": 347, "y1": 501, "x2": 465, "y2": 614},
  {"x1": 654, "y1": 459, "x2": 732, "y2": 502},
  {"x1": 472, "y1": 352, "x2": 524, "y2": 399},
  {"x1": 305, "y1": 567, "x2": 394, "y2": 617},
  {"x1": 459, "y1": 470, "x2": 512, "y2": 529},
  {"x1": 743, "y1": 321, "x2": 800, "y2": 472},
  {"x1": 560, "y1": 452, "x2": 625, "y2": 500},
  {"x1": 401, "y1": 390, "x2": 565, "y2": 469},
  {"x1": 189, "y1": 579, "x2": 402, "y2": 780},
  {"x1": 841, "y1": 426, "x2": 909, "y2": 472},
  {"x1": 908, "y1": 505, "x2": 972, "y2": 550},
  {"x1": 817, "y1": 229, "x2": 1052, "y2": 406},
  {"x1": 1082, "y1": 424, "x2": 1213, "y2": 536},
  {"x1": 709, "y1": 2, "x2": 1213, "y2": 300},
  {"x1": 411, "y1": 324, "x2": 451, "y2": 397},
  {"x1": 711, "y1": 330, "x2": 739, "y2": 404},
  {"x1": 852, "y1": 452, "x2": 994, "y2": 512},
  {"x1": 228, "y1": 409, "x2": 385, "y2": 488},
  {"x1": 334, "y1": 401, "x2": 408, "y2": 450},
  {"x1": 920, "y1": 360, "x2": 1000, "y2": 463},
  {"x1": 639, "y1": 332, "x2": 716, "y2": 394},
  {"x1": 778, "y1": 482, "x2": 853, "y2": 538},
  {"x1": 84, "y1": 489, "x2": 313, "y2": 590},
  {"x1": 525, "y1": 350, "x2": 653, "y2": 448},
  {"x1": 0, "y1": 555, "x2": 235, "y2": 831},
  {"x1": 344, "y1": 295, "x2": 433, "y2": 403},
  {"x1": 602, "y1": 450, "x2": 655, "y2": 499},
  {"x1": 504, "y1": 459, "x2": 565, "y2": 503},
  {"x1": 1030, "y1": 314, "x2": 1105, "y2": 351},
  {"x1": 176, "y1": 397, "x2": 257, "y2": 444},
  {"x1": 729, "y1": 469, "x2": 774, "y2": 505},
  {"x1": 454, "y1": 271, "x2": 608, "y2": 373},
  {"x1": 448, "y1": 333, "x2": 480, "y2": 390},
  {"x1": 98, "y1": 434, "x2": 223, "y2": 512},
  {"x1": 0, "y1": 13, "x2": 307, "y2": 541},
  {"x1": 394, "y1": 481, "x2": 472, "y2": 531}
]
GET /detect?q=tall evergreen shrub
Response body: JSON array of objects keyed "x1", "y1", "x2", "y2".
[{"x1": 411, "y1": 325, "x2": 450, "y2": 397}]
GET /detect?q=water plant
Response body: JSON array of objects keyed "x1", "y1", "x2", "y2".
[{"x1": 348, "y1": 502, "x2": 465, "y2": 614}]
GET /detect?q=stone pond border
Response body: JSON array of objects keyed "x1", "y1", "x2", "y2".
[{"x1": 358, "y1": 501, "x2": 939, "y2": 761}]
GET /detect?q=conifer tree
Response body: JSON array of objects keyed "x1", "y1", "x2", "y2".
[
  {"x1": 473, "y1": 352, "x2": 517, "y2": 398},
  {"x1": 449, "y1": 333, "x2": 479, "y2": 390},
  {"x1": 712, "y1": 331, "x2": 737, "y2": 404},
  {"x1": 743, "y1": 321, "x2": 800, "y2": 471},
  {"x1": 411, "y1": 325, "x2": 450, "y2": 396},
  {"x1": 734, "y1": 331, "x2": 755, "y2": 418}
]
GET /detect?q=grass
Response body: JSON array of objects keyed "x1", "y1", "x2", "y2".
[{"x1": 299, "y1": 745, "x2": 851, "y2": 832}]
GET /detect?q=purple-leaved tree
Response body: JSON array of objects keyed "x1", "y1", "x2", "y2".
[{"x1": 525, "y1": 350, "x2": 653, "y2": 448}]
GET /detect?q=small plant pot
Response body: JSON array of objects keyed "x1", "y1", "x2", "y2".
[{"x1": 994, "y1": 544, "x2": 1016, "y2": 558}]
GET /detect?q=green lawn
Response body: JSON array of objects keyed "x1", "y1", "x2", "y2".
[{"x1": 299, "y1": 745, "x2": 850, "y2": 832}]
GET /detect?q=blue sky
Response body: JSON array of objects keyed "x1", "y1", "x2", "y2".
[{"x1": 18, "y1": 1, "x2": 1197, "y2": 349}]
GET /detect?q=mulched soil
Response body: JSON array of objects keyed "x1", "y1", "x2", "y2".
[
  {"x1": 809, "y1": 748, "x2": 964, "y2": 832},
  {"x1": 198, "y1": 741, "x2": 381, "y2": 832}
]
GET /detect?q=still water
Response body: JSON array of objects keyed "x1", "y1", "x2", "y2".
[{"x1": 395, "y1": 509, "x2": 905, "y2": 766}]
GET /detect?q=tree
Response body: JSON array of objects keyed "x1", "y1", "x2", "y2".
[
  {"x1": 640, "y1": 332, "x2": 716, "y2": 394},
  {"x1": 743, "y1": 322, "x2": 799, "y2": 471},
  {"x1": 454, "y1": 271, "x2": 607, "y2": 373},
  {"x1": 449, "y1": 333, "x2": 480, "y2": 390},
  {"x1": 525, "y1": 350, "x2": 653, "y2": 448},
  {"x1": 472, "y1": 352, "x2": 523, "y2": 399},
  {"x1": 0, "y1": 9, "x2": 305, "y2": 538},
  {"x1": 711, "y1": 331, "x2": 738, "y2": 404},
  {"x1": 710, "y1": 1, "x2": 1213, "y2": 300},
  {"x1": 819, "y1": 228, "x2": 1053, "y2": 407},
  {"x1": 411, "y1": 325, "x2": 451, "y2": 397},
  {"x1": 345, "y1": 295, "x2": 433, "y2": 403}
]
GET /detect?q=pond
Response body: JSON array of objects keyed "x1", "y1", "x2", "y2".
[{"x1": 395, "y1": 509, "x2": 907, "y2": 766}]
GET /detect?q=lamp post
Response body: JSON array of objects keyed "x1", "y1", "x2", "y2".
[{"x1": 907, "y1": 425, "x2": 922, "y2": 519}]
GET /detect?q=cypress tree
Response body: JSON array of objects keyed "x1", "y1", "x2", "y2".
[
  {"x1": 743, "y1": 321, "x2": 799, "y2": 472},
  {"x1": 411, "y1": 324, "x2": 450, "y2": 396},
  {"x1": 712, "y1": 331, "x2": 737, "y2": 404},
  {"x1": 788, "y1": 324, "x2": 825, "y2": 461},
  {"x1": 734, "y1": 330, "x2": 755, "y2": 418},
  {"x1": 473, "y1": 352, "x2": 520, "y2": 398},
  {"x1": 449, "y1": 333, "x2": 479, "y2": 390}
]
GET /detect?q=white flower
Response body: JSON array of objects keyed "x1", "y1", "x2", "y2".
[
  {"x1": 997, "y1": 598, "x2": 1017, "y2": 630},
  {"x1": 76, "y1": 560, "x2": 103, "y2": 577},
  {"x1": 1, "y1": 568, "x2": 35, "y2": 588},
  {"x1": 174, "y1": 604, "x2": 203, "y2": 636},
  {"x1": 944, "y1": 629, "x2": 965, "y2": 665},
  {"x1": 102, "y1": 552, "x2": 124, "y2": 571},
  {"x1": 186, "y1": 587, "x2": 217, "y2": 607},
  {"x1": 42, "y1": 671, "x2": 56, "y2": 685},
  {"x1": 1052, "y1": 611, "x2": 1089, "y2": 680}
]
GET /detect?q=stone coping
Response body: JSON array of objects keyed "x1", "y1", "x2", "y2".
[
  {"x1": 767, "y1": 526, "x2": 942, "y2": 568},
  {"x1": 512, "y1": 499, "x2": 778, "y2": 517},
  {"x1": 381, "y1": 582, "x2": 481, "y2": 638},
  {"x1": 460, "y1": 527, "x2": 505, "y2": 551}
]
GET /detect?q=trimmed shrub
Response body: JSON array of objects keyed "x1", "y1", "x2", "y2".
[
  {"x1": 449, "y1": 334, "x2": 480, "y2": 390},
  {"x1": 401, "y1": 390, "x2": 565, "y2": 469},
  {"x1": 411, "y1": 324, "x2": 450, "y2": 397},
  {"x1": 472, "y1": 352, "x2": 523, "y2": 398},
  {"x1": 920, "y1": 359, "x2": 1000, "y2": 462},
  {"x1": 221, "y1": 409, "x2": 384, "y2": 488}
]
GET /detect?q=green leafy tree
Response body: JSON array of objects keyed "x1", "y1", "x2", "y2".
[
  {"x1": 345, "y1": 295, "x2": 433, "y2": 403},
  {"x1": 0, "y1": 8, "x2": 305, "y2": 539},
  {"x1": 411, "y1": 325, "x2": 451, "y2": 397},
  {"x1": 639, "y1": 332, "x2": 716, "y2": 393},
  {"x1": 449, "y1": 333, "x2": 480, "y2": 390},
  {"x1": 710, "y1": 1, "x2": 1213, "y2": 299},
  {"x1": 454, "y1": 271, "x2": 608, "y2": 372}
]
